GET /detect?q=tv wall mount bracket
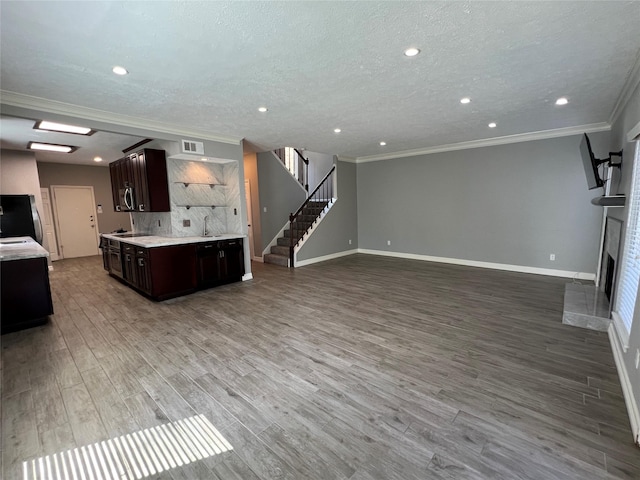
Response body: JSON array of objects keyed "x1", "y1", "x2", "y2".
[{"x1": 595, "y1": 150, "x2": 623, "y2": 169}]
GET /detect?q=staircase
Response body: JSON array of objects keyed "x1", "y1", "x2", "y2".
[
  {"x1": 264, "y1": 201, "x2": 329, "y2": 266},
  {"x1": 264, "y1": 164, "x2": 336, "y2": 267}
]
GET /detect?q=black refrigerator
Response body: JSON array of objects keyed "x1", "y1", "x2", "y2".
[{"x1": 0, "y1": 194, "x2": 43, "y2": 244}]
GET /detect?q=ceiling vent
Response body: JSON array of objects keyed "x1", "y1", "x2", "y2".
[{"x1": 181, "y1": 139, "x2": 205, "y2": 155}]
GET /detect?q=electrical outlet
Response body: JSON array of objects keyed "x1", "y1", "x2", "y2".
[
  {"x1": 183, "y1": 219, "x2": 190, "y2": 227},
  {"x1": 635, "y1": 349, "x2": 640, "y2": 369},
  {"x1": 387, "y1": 240, "x2": 391, "y2": 246},
  {"x1": 550, "y1": 254, "x2": 555, "y2": 261},
  {"x1": 349, "y1": 239, "x2": 352, "y2": 245}
]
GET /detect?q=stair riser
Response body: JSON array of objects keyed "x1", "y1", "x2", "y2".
[
  {"x1": 264, "y1": 253, "x2": 289, "y2": 267},
  {"x1": 277, "y1": 237, "x2": 292, "y2": 247},
  {"x1": 270, "y1": 245, "x2": 290, "y2": 256},
  {"x1": 284, "y1": 230, "x2": 305, "y2": 239}
]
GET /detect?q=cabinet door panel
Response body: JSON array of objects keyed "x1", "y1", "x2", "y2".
[
  {"x1": 135, "y1": 255, "x2": 152, "y2": 294},
  {"x1": 109, "y1": 161, "x2": 121, "y2": 212}
]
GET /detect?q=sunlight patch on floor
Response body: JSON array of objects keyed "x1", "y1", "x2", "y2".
[{"x1": 23, "y1": 414, "x2": 232, "y2": 480}]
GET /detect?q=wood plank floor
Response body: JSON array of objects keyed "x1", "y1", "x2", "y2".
[{"x1": 2, "y1": 254, "x2": 639, "y2": 479}]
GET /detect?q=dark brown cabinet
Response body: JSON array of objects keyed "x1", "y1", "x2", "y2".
[
  {"x1": 111, "y1": 240, "x2": 197, "y2": 300},
  {"x1": 196, "y1": 239, "x2": 244, "y2": 288},
  {"x1": 102, "y1": 236, "x2": 243, "y2": 300},
  {"x1": 1, "y1": 257, "x2": 53, "y2": 334},
  {"x1": 109, "y1": 149, "x2": 170, "y2": 212}
]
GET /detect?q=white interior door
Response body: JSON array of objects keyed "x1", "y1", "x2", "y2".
[
  {"x1": 245, "y1": 180, "x2": 255, "y2": 260},
  {"x1": 40, "y1": 187, "x2": 59, "y2": 261},
  {"x1": 51, "y1": 185, "x2": 100, "y2": 259}
]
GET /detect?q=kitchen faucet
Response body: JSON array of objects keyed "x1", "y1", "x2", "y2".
[{"x1": 203, "y1": 215, "x2": 210, "y2": 236}]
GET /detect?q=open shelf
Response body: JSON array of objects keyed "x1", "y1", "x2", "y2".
[
  {"x1": 175, "y1": 205, "x2": 228, "y2": 210},
  {"x1": 173, "y1": 181, "x2": 226, "y2": 188}
]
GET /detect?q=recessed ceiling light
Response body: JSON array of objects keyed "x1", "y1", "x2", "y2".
[
  {"x1": 379, "y1": 141, "x2": 387, "y2": 146},
  {"x1": 460, "y1": 97, "x2": 471, "y2": 104},
  {"x1": 28, "y1": 142, "x2": 76, "y2": 153},
  {"x1": 34, "y1": 120, "x2": 93, "y2": 135},
  {"x1": 93, "y1": 156, "x2": 103, "y2": 162},
  {"x1": 334, "y1": 128, "x2": 341, "y2": 133},
  {"x1": 112, "y1": 66, "x2": 128, "y2": 76},
  {"x1": 555, "y1": 97, "x2": 568, "y2": 106},
  {"x1": 258, "y1": 107, "x2": 268, "y2": 113},
  {"x1": 488, "y1": 122, "x2": 497, "y2": 128},
  {"x1": 404, "y1": 47, "x2": 420, "y2": 57}
]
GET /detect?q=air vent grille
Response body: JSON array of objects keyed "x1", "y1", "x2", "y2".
[{"x1": 181, "y1": 140, "x2": 205, "y2": 155}]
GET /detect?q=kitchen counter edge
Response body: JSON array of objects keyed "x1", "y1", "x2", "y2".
[
  {"x1": 0, "y1": 237, "x2": 49, "y2": 261},
  {"x1": 100, "y1": 233, "x2": 246, "y2": 248}
]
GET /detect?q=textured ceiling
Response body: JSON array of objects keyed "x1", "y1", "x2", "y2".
[
  {"x1": 1, "y1": 1, "x2": 639, "y2": 159},
  {"x1": 0, "y1": 116, "x2": 145, "y2": 166}
]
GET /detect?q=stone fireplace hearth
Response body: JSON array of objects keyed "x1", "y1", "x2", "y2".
[{"x1": 561, "y1": 217, "x2": 623, "y2": 331}]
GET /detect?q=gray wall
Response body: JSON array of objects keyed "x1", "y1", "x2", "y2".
[
  {"x1": 357, "y1": 132, "x2": 610, "y2": 274},
  {"x1": 607, "y1": 75, "x2": 640, "y2": 420},
  {"x1": 257, "y1": 151, "x2": 306, "y2": 252},
  {"x1": 297, "y1": 160, "x2": 358, "y2": 261},
  {"x1": 243, "y1": 152, "x2": 262, "y2": 258},
  {"x1": 305, "y1": 150, "x2": 335, "y2": 193},
  {"x1": 37, "y1": 162, "x2": 131, "y2": 234},
  {"x1": 0, "y1": 149, "x2": 49, "y2": 254}
]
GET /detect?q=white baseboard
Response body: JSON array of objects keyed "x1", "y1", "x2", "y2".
[
  {"x1": 608, "y1": 322, "x2": 640, "y2": 445},
  {"x1": 252, "y1": 256, "x2": 264, "y2": 263},
  {"x1": 295, "y1": 249, "x2": 358, "y2": 267},
  {"x1": 356, "y1": 249, "x2": 595, "y2": 280},
  {"x1": 241, "y1": 273, "x2": 253, "y2": 281}
]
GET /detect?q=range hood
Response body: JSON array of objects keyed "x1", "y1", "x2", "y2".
[{"x1": 591, "y1": 195, "x2": 626, "y2": 207}]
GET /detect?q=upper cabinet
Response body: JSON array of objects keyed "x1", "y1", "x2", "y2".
[{"x1": 109, "y1": 149, "x2": 170, "y2": 212}]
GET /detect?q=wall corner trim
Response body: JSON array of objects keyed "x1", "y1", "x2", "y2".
[
  {"x1": 0, "y1": 90, "x2": 243, "y2": 145},
  {"x1": 356, "y1": 249, "x2": 596, "y2": 280},
  {"x1": 608, "y1": 322, "x2": 640, "y2": 445},
  {"x1": 353, "y1": 123, "x2": 611, "y2": 163},
  {"x1": 295, "y1": 249, "x2": 358, "y2": 267}
]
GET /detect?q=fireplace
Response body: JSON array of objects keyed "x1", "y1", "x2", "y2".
[
  {"x1": 600, "y1": 217, "x2": 623, "y2": 311},
  {"x1": 605, "y1": 254, "x2": 615, "y2": 301}
]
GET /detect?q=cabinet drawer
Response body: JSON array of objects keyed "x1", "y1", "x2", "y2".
[{"x1": 123, "y1": 244, "x2": 135, "y2": 254}]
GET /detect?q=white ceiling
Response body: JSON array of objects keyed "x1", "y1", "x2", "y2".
[
  {"x1": 0, "y1": 116, "x2": 145, "y2": 166},
  {"x1": 1, "y1": 1, "x2": 639, "y2": 160}
]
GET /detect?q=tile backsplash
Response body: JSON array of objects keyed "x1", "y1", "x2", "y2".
[{"x1": 131, "y1": 157, "x2": 242, "y2": 237}]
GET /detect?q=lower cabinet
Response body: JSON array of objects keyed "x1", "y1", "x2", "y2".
[
  {"x1": 1, "y1": 257, "x2": 53, "y2": 334},
  {"x1": 196, "y1": 239, "x2": 245, "y2": 288},
  {"x1": 105, "y1": 237, "x2": 243, "y2": 300},
  {"x1": 121, "y1": 243, "x2": 197, "y2": 299}
]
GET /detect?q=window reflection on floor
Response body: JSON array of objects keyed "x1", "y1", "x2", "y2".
[{"x1": 23, "y1": 414, "x2": 232, "y2": 480}]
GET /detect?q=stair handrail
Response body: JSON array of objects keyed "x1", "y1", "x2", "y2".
[
  {"x1": 294, "y1": 148, "x2": 309, "y2": 192},
  {"x1": 273, "y1": 147, "x2": 309, "y2": 192},
  {"x1": 288, "y1": 164, "x2": 336, "y2": 266}
]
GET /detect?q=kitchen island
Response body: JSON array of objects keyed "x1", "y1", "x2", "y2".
[
  {"x1": 0, "y1": 236, "x2": 53, "y2": 333},
  {"x1": 100, "y1": 233, "x2": 245, "y2": 300}
]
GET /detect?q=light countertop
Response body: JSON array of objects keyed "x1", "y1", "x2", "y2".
[
  {"x1": 0, "y1": 236, "x2": 49, "y2": 261},
  {"x1": 101, "y1": 233, "x2": 245, "y2": 248}
]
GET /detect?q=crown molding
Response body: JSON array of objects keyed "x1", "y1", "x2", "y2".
[
  {"x1": 0, "y1": 90, "x2": 243, "y2": 145},
  {"x1": 337, "y1": 155, "x2": 357, "y2": 163},
  {"x1": 354, "y1": 122, "x2": 611, "y2": 163},
  {"x1": 609, "y1": 49, "x2": 640, "y2": 127}
]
